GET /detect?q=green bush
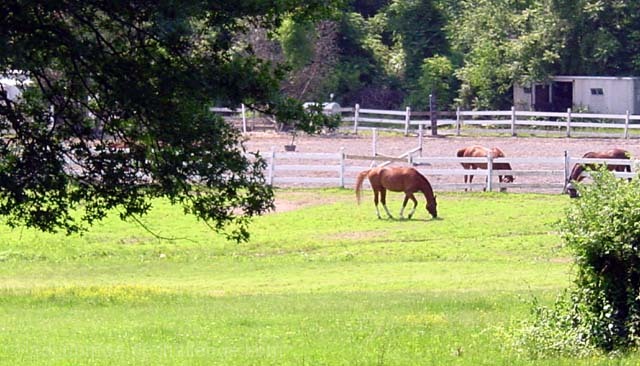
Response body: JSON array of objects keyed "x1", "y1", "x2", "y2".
[
  {"x1": 561, "y1": 168, "x2": 640, "y2": 351},
  {"x1": 512, "y1": 168, "x2": 640, "y2": 357}
]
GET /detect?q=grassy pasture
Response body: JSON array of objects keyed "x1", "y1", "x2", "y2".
[{"x1": 0, "y1": 189, "x2": 638, "y2": 365}]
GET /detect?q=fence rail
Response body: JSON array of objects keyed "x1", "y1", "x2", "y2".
[
  {"x1": 213, "y1": 104, "x2": 640, "y2": 138},
  {"x1": 342, "y1": 105, "x2": 640, "y2": 138},
  {"x1": 257, "y1": 149, "x2": 638, "y2": 193}
]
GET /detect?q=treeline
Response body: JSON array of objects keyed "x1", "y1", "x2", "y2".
[{"x1": 253, "y1": 0, "x2": 640, "y2": 111}]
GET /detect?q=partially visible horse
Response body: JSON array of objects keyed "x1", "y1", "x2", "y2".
[
  {"x1": 456, "y1": 146, "x2": 514, "y2": 190},
  {"x1": 565, "y1": 148, "x2": 632, "y2": 198},
  {"x1": 355, "y1": 166, "x2": 437, "y2": 219}
]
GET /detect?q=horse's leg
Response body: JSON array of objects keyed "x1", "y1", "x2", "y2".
[
  {"x1": 461, "y1": 164, "x2": 469, "y2": 191},
  {"x1": 469, "y1": 167, "x2": 475, "y2": 191},
  {"x1": 373, "y1": 189, "x2": 382, "y2": 219},
  {"x1": 405, "y1": 193, "x2": 418, "y2": 219},
  {"x1": 624, "y1": 164, "x2": 632, "y2": 182},
  {"x1": 380, "y1": 188, "x2": 393, "y2": 219},
  {"x1": 399, "y1": 194, "x2": 417, "y2": 219},
  {"x1": 399, "y1": 195, "x2": 409, "y2": 218}
]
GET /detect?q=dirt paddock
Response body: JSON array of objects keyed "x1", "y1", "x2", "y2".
[{"x1": 244, "y1": 131, "x2": 640, "y2": 159}]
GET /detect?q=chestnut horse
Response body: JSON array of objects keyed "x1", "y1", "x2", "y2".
[
  {"x1": 565, "y1": 148, "x2": 632, "y2": 198},
  {"x1": 355, "y1": 166, "x2": 437, "y2": 219},
  {"x1": 456, "y1": 146, "x2": 514, "y2": 189}
]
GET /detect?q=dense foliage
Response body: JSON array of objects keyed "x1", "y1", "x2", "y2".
[
  {"x1": 275, "y1": 0, "x2": 640, "y2": 110},
  {"x1": 513, "y1": 169, "x2": 640, "y2": 356},
  {"x1": 0, "y1": 1, "x2": 339, "y2": 241}
]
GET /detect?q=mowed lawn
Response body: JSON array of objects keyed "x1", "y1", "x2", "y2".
[{"x1": 0, "y1": 189, "x2": 637, "y2": 365}]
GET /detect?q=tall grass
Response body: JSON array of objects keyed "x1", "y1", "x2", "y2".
[{"x1": 0, "y1": 189, "x2": 637, "y2": 364}]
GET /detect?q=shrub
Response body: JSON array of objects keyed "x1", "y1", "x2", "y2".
[
  {"x1": 560, "y1": 168, "x2": 640, "y2": 351},
  {"x1": 511, "y1": 167, "x2": 640, "y2": 357}
]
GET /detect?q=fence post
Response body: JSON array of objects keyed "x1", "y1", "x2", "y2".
[
  {"x1": 372, "y1": 128, "x2": 377, "y2": 157},
  {"x1": 241, "y1": 104, "x2": 247, "y2": 133},
  {"x1": 339, "y1": 147, "x2": 345, "y2": 188},
  {"x1": 510, "y1": 106, "x2": 516, "y2": 136},
  {"x1": 353, "y1": 104, "x2": 360, "y2": 134},
  {"x1": 268, "y1": 147, "x2": 276, "y2": 186},
  {"x1": 563, "y1": 150, "x2": 570, "y2": 192},
  {"x1": 486, "y1": 151, "x2": 493, "y2": 192},
  {"x1": 624, "y1": 110, "x2": 630, "y2": 139},
  {"x1": 456, "y1": 106, "x2": 461, "y2": 136},
  {"x1": 566, "y1": 108, "x2": 572, "y2": 137},
  {"x1": 404, "y1": 106, "x2": 411, "y2": 136},
  {"x1": 429, "y1": 94, "x2": 438, "y2": 136},
  {"x1": 418, "y1": 128, "x2": 423, "y2": 157}
]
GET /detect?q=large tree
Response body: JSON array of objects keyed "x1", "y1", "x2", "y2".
[
  {"x1": 552, "y1": 0, "x2": 640, "y2": 76},
  {"x1": 0, "y1": 1, "x2": 337, "y2": 241}
]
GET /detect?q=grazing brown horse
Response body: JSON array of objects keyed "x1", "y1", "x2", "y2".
[
  {"x1": 456, "y1": 146, "x2": 514, "y2": 190},
  {"x1": 565, "y1": 148, "x2": 632, "y2": 198},
  {"x1": 355, "y1": 166, "x2": 437, "y2": 219}
]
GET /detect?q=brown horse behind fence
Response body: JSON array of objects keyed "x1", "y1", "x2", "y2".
[
  {"x1": 456, "y1": 146, "x2": 514, "y2": 190},
  {"x1": 355, "y1": 166, "x2": 437, "y2": 219},
  {"x1": 565, "y1": 148, "x2": 632, "y2": 198}
]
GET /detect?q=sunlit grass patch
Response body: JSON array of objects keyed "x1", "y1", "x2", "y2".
[{"x1": 24, "y1": 285, "x2": 175, "y2": 305}]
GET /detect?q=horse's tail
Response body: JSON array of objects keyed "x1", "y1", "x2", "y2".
[
  {"x1": 456, "y1": 147, "x2": 467, "y2": 158},
  {"x1": 355, "y1": 169, "x2": 370, "y2": 205}
]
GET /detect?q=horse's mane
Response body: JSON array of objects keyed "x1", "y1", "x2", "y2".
[
  {"x1": 569, "y1": 163, "x2": 585, "y2": 182},
  {"x1": 414, "y1": 169, "x2": 435, "y2": 197},
  {"x1": 491, "y1": 147, "x2": 506, "y2": 158}
]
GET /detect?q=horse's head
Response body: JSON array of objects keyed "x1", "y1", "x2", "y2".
[
  {"x1": 496, "y1": 163, "x2": 514, "y2": 183},
  {"x1": 565, "y1": 182, "x2": 579, "y2": 198},
  {"x1": 502, "y1": 175, "x2": 515, "y2": 183},
  {"x1": 426, "y1": 196, "x2": 437, "y2": 218}
]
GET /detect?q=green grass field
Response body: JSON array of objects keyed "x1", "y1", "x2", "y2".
[{"x1": 0, "y1": 189, "x2": 637, "y2": 365}]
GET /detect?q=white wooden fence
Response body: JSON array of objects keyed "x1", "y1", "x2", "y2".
[
  {"x1": 259, "y1": 150, "x2": 638, "y2": 193},
  {"x1": 340, "y1": 105, "x2": 640, "y2": 138},
  {"x1": 211, "y1": 105, "x2": 277, "y2": 132},
  {"x1": 213, "y1": 104, "x2": 640, "y2": 138}
]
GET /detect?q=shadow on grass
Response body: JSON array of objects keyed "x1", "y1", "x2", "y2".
[{"x1": 383, "y1": 217, "x2": 443, "y2": 222}]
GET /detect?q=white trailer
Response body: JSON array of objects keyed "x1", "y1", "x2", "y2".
[{"x1": 514, "y1": 76, "x2": 640, "y2": 114}]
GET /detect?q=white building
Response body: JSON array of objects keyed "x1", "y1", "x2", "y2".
[
  {"x1": 0, "y1": 77, "x2": 26, "y2": 100},
  {"x1": 513, "y1": 76, "x2": 640, "y2": 114}
]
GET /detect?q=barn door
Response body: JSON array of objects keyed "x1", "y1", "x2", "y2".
[
  {"x1": 534, "y1": 84, "x2": 551, "y2": 111},
  {"x1": 551, "y1": 82, "x2": 573, "y2": 112}
]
